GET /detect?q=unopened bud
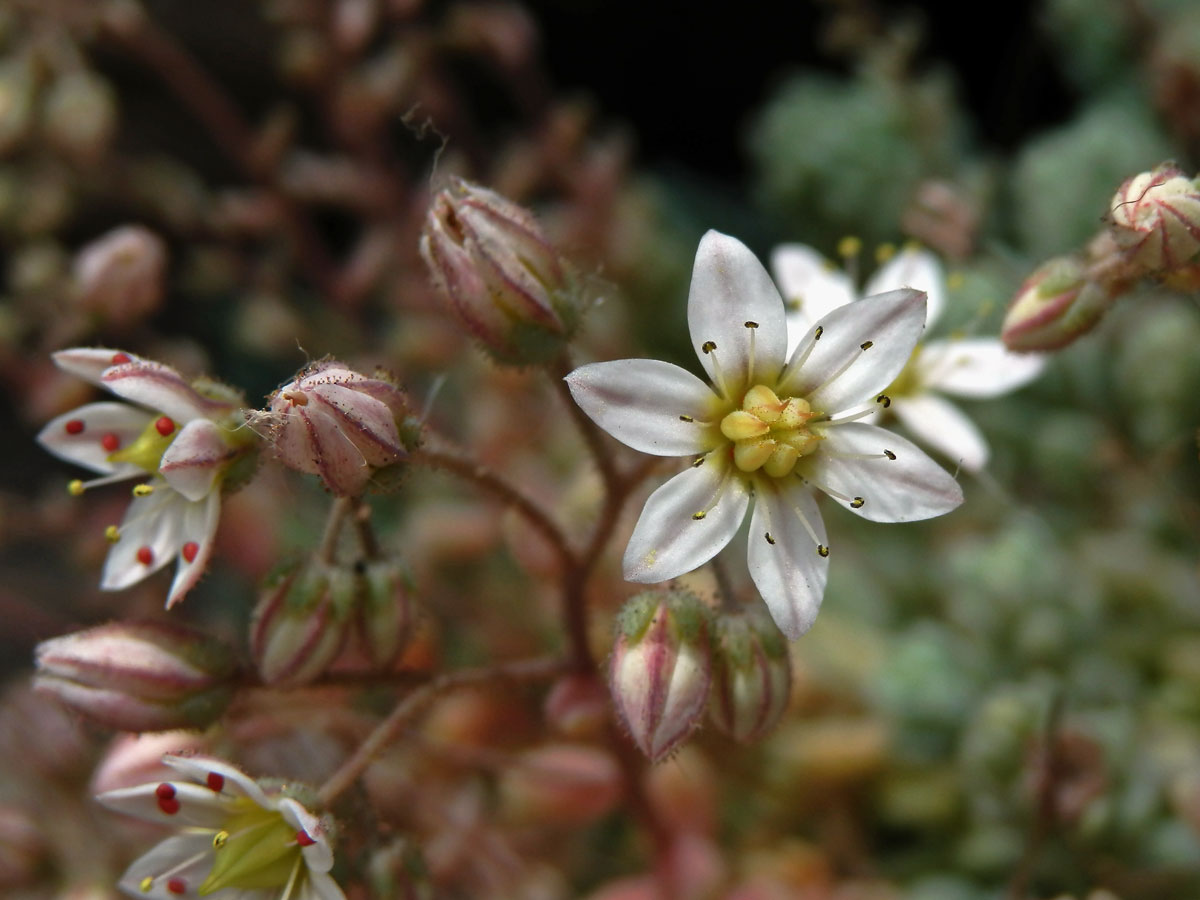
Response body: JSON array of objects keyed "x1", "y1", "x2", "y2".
[
  {"x1": 34, "y1": 621, "x2": 238, "y2": 732},
  {"x1": 42, "y1": 69, "x2": 118, "y2": 163},
  {"x1": 498, "y1": 744, "x2": 622, "y2": 825},
  {"x1": 73, "y1": 225, "x2": 167, "y2": 325},
  {"x1": 265, "y1": 361, "x2": 414, "y2": 496},
  {"x1": 250, "y1": 561, "x2": 354, "y2": 686},
  {"x1": 1001, "y1": 256, "x2": 1117, "y2": 352},
  {"x1": 357, "y1": 558, "x2": 417, "y2": 669},
  {"x1": 544, "y1": 673, "x2": 609, "y2": 739},
  {"x1": 420, "y1": 177, "x2": 578, "y2": 365},
  {"x1": 709, "y1": 611, "x2": 791, "y2": 743},
  {"x1": 609, "y1": 590, "x2": 712, "y2": 763},
  {"x1": 1110, "y1": 163, "x2": 1200, "y2": 275}
]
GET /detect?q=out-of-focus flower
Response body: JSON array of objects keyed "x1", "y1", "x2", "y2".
[
  {"x1": 263, "y1": 360, "x2": 413, "y2": 496},
  {"x1": 37, "y1": 349, "x2": 258, "y2": 607},
  {"x1": 1109, "y1": 162, "x2": 1200, "y2": 275},
  {"x1": 73, "y1": 225, "x2": 167, "y2": 326},
  {"x1": 97, "y1": 754, "x2": 344, "y2": 900},
  {"x1": 1001, "y1": 256, "x2": 1119, "y2": 353},
  {"x1": 771, "y1": 244, "x2": 1045, "y2": 471},
  {"x1": 709, "y1": 611, "x2": 791, "y2": 743},
  {"x1": 34, "y1": 621, "x2": 238, "y2": 733},
  {"x1": 609, "y1": 591, "x2": 712, "y2": 762},
  {"x1": 568, "y1": 232, "x2": 962, "y2": 638},
  {"x1": 498, "y1": 744, "x2": 622, "y2": 825},
  {"x1": 420, "y1": 176, "x2": 578, "y2": 365}
]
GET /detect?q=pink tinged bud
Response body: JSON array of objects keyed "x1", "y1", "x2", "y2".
[
  {"x1": 419, "y1": 177, "x2": 577, "y2": 365},
  {"x1": 1110, "y1": 163, "x2": 1200, "y2": 275},
  {"x1": 544, "y1": 673, "x2": 610, "y2": 740},
  {"x1": 1001, "y1": 256, "x2": 1118, "y2": 352},
  {"x1": 356, "y1": 559, "x2": 417, "y2": 668},
  {"x1": 609, "y1": 591, "x2": 713, "y2": 763},
  {"x1": 73, "y1": 225, "x2": 166, "y2": 325},
  {"x1": 34, "y1": 622, "x2": 238, "y2": 732},
  {"x1": 498, "y1": 744, "x2": 622, "y2": 826},
  {"x1": 251, "y1": 561, "x2": 354, "y2": 686},
  {"x1": 266, "y1": 361, "x2": 412, "y2": 496},
  {"x1": 709, "y1": 612, "x2": 791, "y2": 743}
]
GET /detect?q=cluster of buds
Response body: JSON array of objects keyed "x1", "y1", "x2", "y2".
[
  {"x1": 251, "y1": 556, "x2": 418, "y2": 687},
  {"x1": 1003, "y1": 162, "x2": 1200, "y2": 352},
  {"x1": 420, "y1": 177, "x2": 581, "y2": 366}
]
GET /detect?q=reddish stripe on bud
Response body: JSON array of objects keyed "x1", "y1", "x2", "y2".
[{"x1": 65, "y1": 419, "x2": 85, "y2": 435}]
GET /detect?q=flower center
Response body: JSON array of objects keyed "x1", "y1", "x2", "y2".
[
  {"x1": 719, "y1": 384, "x2": 822, "y2": 477},
  {"x1": 198, "y1": 802, "x2": 304, "y2": 894},
  {"x1": 107, "y1": 414, "x2": 179, "y2": 473}
]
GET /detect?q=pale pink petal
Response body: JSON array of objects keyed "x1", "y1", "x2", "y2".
[
  {"x1": 801, "y1": 422, "x2": 963, "y2": 523},
  {"x1": 165, "y1": 491, "x2": 221, "y2": 609},
  {"x1": 891, "y1": 394, "x2": 990, "y2": 472},
  {"x1": 916, "y1": 339, "x2": 1046, "y2": 398},
  {"x1": 103, "y1": 359, "x2": 232, "y2": 423},
  {"x1": 96, "y1": 781, "x2": 235, "y2": 827},
  {"x1": 160, "y1": 419, "x2": 236, "y2": 501},
  {"x1": 623, "y1": 454, "x2": 750, "y2": 583},
  {"x1": 279, "y1": 798, "x2": 334, "y2": 872},
  {"x1": 52, "y1": 348, "x2": 141, "y2": 385},
  {"x1": 292, "y1": 402, "x2": 376, "y2": 496},
  {"x1": 37, "y1": 402, "x2": 153, "y2": 475},
  {"x1": 778, "y1": 289, "x2": 926, "y2": 414},
  {"x1": 565, "y1": 359, "x2": 721, "y2": 456},
  {"x1": 687, "y1": 231, "x2": 788, "y2": 398},
  {"x1": 864, "y1": 247, "x2": 946, "y2": 328},
  {"x1": 162, "y1": 754, "x2": 271, "y2": 806},
  {"x1": 770, "y1": 243, "x2": 855, "y2": 352},
  {"x1": 309, "y1": 383, "x2": 404, "y2": 465},
  {"x1": 117, "y1": 833, "x2": 215, "y2": 898},
  {"x1": 746, "y1": 478, "x2": 829, "y2": 640},
  {"x1": 101, "y1": 486, "x2": 187, "y2": 591}
]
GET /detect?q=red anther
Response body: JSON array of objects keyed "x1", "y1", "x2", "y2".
[
  {"x1": 101, "y1": 433, "x2": 120, "y2": 452},
  {"x1": 166, "y1": 878, "x2": 186, "y2": 894},
  {"x1": 155, "y1": 783, "x2": 176, "y2": 799},
  {"x1": 182, "y1": 542, "x2": 200, "y2": 564},
  {"x1": 110, "y1": 352, "x2": 132, "y2": 366},
  {"x1": 206, "y1": 772, "x2": 225, "y2": 792},
  {"x1": 137, "y1": 546, "x2": 154, "y2": 566},
  {"x1": 155, "y1": 416, "x2": 176, "y2": 436},
  {"x1": 65, "y1": 419, "x2": 85, "y2": 435},
  {"x1": 295, "y1": 830, "x2": 317, "y2": 847}
]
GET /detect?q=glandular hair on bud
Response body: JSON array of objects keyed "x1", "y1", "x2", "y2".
[{"x1": 709, "y1": 611, "x2": 791, "y2": 743}]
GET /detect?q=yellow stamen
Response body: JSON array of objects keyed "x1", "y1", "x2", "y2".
[
  {"x1": 104, "y1": 525, "x2": 121, "y2": 543},
  {"x1": 132, "y1": 484, "x2": 154, "y2": 497},
  {"x1": 68, "y1": 479, "x2": 84, "y2": 496}
]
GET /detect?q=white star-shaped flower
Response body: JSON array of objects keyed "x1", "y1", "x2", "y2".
[
  {"x1": 37, "y1": 349, "x2": 255, "y2": 607},
  {"x1": 98, "y1": 754, "x2": 344, "y2": 900},
  {"x1": 771, "y1": 244, "x2": 1046, "y2": 471},
  {"x1": 567, "y1": 231, "x2": 964, "y2": 639}
]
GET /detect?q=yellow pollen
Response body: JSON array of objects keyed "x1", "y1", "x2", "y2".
[
  {"x1": 68, "y1": 479, "x2": 84, "y2": 496},
  {"x1": 837, "y1": 235, "x2": 862, "y2": 259},
  {"x1": 213, "y1": 830, "x2": 230, "y2": 849},
  {"x1": 104, "y1": 525, "x2": 121, "y2": 543},
  {"x1": 140, "y1": 876, "x2": 153, "y2": 892},
  {"x1": 875, "y1": 242, "x2": 896, "y2": 264},
  {"x1": 132, "y1": 484, "x2": 154, "y2": 497},
  {"x1": 720, "y1": 384, "x2": 823, "y2": 476}
]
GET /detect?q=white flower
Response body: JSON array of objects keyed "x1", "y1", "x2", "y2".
[
  {"x1": 98, "y1": 754, "x2": 344, "y2": 900},
  {"x1": 567, "y1": 231, "x2": 964, "y2": 639},
  {"x1": 37, "y1": 349, "x2": 256, "y2": 607},
  {"x1": 771, "y1": 244, "x2": 1046, "y2": 471}
]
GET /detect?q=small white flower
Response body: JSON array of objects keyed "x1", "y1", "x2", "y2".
[
  {"x1": 37, "y1": 349, "x2": 255, "y2": 607},
  {"x1": 567, "y1": 231, "x2": 964, "y2": 639},
  {"x1": 98, "y1": 754, "x2": 344, "y2": 900},
  {"x1": 771, "y1": 244, "x2": 1046, "y2": 471}
]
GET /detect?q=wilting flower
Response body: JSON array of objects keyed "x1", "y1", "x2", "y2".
[
  {"x1": 771, "y1": 244, "x2": 1045, "y2": 471},
  {"x1": 567, "y1": 232, "x2": 963, "y2": 638},
  {"x1": 98, "y1": 754, "x2": 344, "y2": 900},
  {"x1": 37, "y1": 349, "x2": 257, "y2": 607}
]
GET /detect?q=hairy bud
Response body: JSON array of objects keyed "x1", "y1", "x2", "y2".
[
  {"x1": 419, "y1": 177, "x2": 578, "y2": 365},
  {"x1": 609, "y1": 590, "x2": 712, "y2": 763},
  {"x1": 356, "y1": 558, "x2": 418, "y2": 669},
  {"x1": 1109, "y1": 162, "x2": 1200, "y2": 275},
  {"x1": 1001, "y1": 256, "x2": 1117, "y2": 352},
  {"x1": 709, "y1": 611, "x2": 791, "y2": 742},
  {"x1": 250, "y1": 561, "x2": 355, "y2": 686},
  {"x1": 34, "y1": 621, "x2": 238, "y2": 732},
  {"x1": 73, "y1": 225, "x2": 167, "y2": 325}
]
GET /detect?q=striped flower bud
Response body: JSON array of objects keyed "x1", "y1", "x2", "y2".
[
  {"x1": 34, "y1": 621, "x2": 238, "y2": 732},
  {"x1": 609, "y1": 590, "x2": 712, "y2": 763},
  {"x1": 1109, "y1": 163, "x2": 1200, "y2": 275},
  {"x1": 1001, "y1": 256, "x2": 1118, "y2": 352},
  {"x1": 250, "y1": 560, "x2": 355, "y2": 686},
  {"x1": 709, "y1": 611, "x2": 791, "y2": 742},
  {"x1": 356, "y1": 558, "x2": 417, "y2": 669},
  {"x1": 73, "y1": 225, "x2": 167, "y2": 326}
]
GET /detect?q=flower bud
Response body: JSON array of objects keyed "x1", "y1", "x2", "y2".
[
  {"x1": 544, "y1": 673, "x2": 610, "y2": 739},
  {"x1": 1109, "y1": 163, "x2": 1200, "y2": 275},
  {"x1": 498, "y1": 743, "x2": 622, "y2": 826},
  {"x1": 709, "y1": 611, "x2": 791, "y2": 743},
  {"x1": 356, "y1": 558, "x2": 417, "y2": 669},
  {"x1": 34, "y1": 621, "x2": 238, "y2": 732},
  {"x1": 42, "y1": 69, "x2": 118, "y2": 163},
  {"x1": 265, "y1": 361, "x2": 414, "y2": 496},
  {"x1": 609, "y1": 590, "x2": 712, "y2": 763},
  {"x1": 1001, "y1": 255, "x2": 1117, "y2": 352},
  {"x1": 419, "y1": 177, "x2": 578, "y2": 365},
  {"x1": 73, "y1": 225, "x2": 167, "y2": 325},
  {"x1": 250, "y1": 560, "x2": 355, "y2": 686}
]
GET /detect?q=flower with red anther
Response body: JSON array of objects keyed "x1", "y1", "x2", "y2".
[
  {"x1": 1001, "y1": 256, "x2": 1119, "y2": 353},
  {"x1": 263, "y1": 361, "x2": 414, "y2": 496},
  {"x1": 36, "y1": 349, "x2": 259, "y2": 608},
  {"x1": 34, "y1": 621, "x2": 238, "y2": 733},
  {"x1": 567, "y1": 232, "x2": 963, "y2": 639},
  {"x1": 609, "y1": 590, "x2": 713, "y2": 763},
  {"x1": 97, "y1": 754, "x2": 344, "y2": 900},
  {"x1": 1109, "y1": 162, "x2": 1200, "y2": 275},
  {"x1": 708, "y1": 610, "x2": 791, "y2": 743}
]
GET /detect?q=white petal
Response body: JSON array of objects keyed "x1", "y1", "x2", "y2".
[
  {"x1": 52, "y1": 347, "x2": 140, "y2": 386},
  {"x1": 865, "y1": 247, "x2": 946, "y2": 329},
  {"x1": 103, "y1": 359, "x2": 231, "y2": 422},
  {"x1": 916, "y1": 339, "x2": 1046, "y2": 398},
  {"x1": 117, "y1": 833, "x2": 215, "y2": 898},
  {"x1": 769, "y1": 244, "x2": 855, "y2": 351},
  {"x1": 97, "y1": 782, "x2": 235, "y2": 828},
  {"x1": 565, "y1": 359, "x2": 721, "y2": 456},
  {"x1": 160, "y1": 419, "x2": 234, "y2": 501},
  {"x1": 303, "y1": 870, "x2": 348, "y2": 900},
  {"x1": 779, "y1": 289, "x2": 926, "y2": 414},
  {"x1": 101, "y1": 486, "x2": 188, "y2": 591},
  {"x1": 165, "y1": 491, "x2": 221, "y2": 609},
  {"x1": 623, "y1": 454, "x2": 750, "y2": 583},
  {"x1": 162, "y1": 755, "x2": 271, "y2": 807},
  {"x1": 37, "y1": 402, "x2": 153, "y2": 475},
  {"x1": 891, "y1": 394, "x2": 990, "y2": 472},
  {"x1": 802, "y1": 422, "x2": 963, "y2": 522},
  {"x1": 746, "y1": 478, "x2": 829, "y2": 640},
  {"x1": 687, "y1": 231, "x2": 787, "y2": 398},
  {"x1": 279, "y1": 798, "x2": 334, "y2": 873}
]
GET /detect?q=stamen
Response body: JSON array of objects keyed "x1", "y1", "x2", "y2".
[
  {"x1": 206, "y1": 772, "x2": 225, "y2": 792},
  {"x1": 166, "y1": 878, "x2": 186, "y2": 895},
  {"x1": 817, "y1": 544, "x2": 830, "y2": 557},
  {"x1": 764, "y1": 532, "x2": 775, "y2": 545},
  {"x1": 701, "y1": 341, "x2": 716, "y2": 353},
  {"x1": 213, "y1": 830, "x2": 230, "y2": 849},
  {"x1": 822, "y1": 405, "x2": 878, "y2": 426},
  {"x1": 296, "y1": 830, "x2": 317, "y2": 847},
  {"x1": 702, "y1": 341, "x2": 732, "y2": 399},
  {"x1": 105, "y1": 525, "x2": 121, "y2": 543},
  {"x1": 101, "y1": 433, "x2": 121, "y2": 452},
  {"x1": 876, "y1": 394, "x2": 891, "y2": 408},
  {"x1": 65, "y1": 419, "x2": 85, "y2": 435},
  {"x1": 691, "y1": 455, "x2": 706, "y2": 468},
  {"x1": 69, "y1": 480, "x2": 84, "y2": 496},
  {"x1": 884, "y1": 449, "x2": 897, "y2": 460},
  {"x1": 850, "y1": 497, "x2": 865, "y2": 508},
  {"x1": 814, "y1": 326, "x2": 823, "y2": 341},
  {"x1": 140, "y1": 876, "x2": 153, "y2": 893},
  {"x1": 132, "y1": 484, "x2": 154, "y2": 497},
  {"x1": 110, "y1": 352, "x2": 132, "y2": 366},
  {"x1": 679, "y1": 415, "x2": 694, "y2": 422},
  {"x1": 745, "y1": 321, "x2": 758, "y2": 382},
  {"x1": 155, "y1": 417, "x2": 176, "y2": 437},
  {"x1": 155, "y1": 782, "x2": 180, "y2": 815},
  {"x1": 137, "y1": 546, "x2": 155, "y2": 566},
  {"x1": 875, "y1": 242, "x2": 896, "y2": 264},
  {"x1": 860, "y1": 341, "x2": 873, "y2": 351},
  {"x1": 182, "y1": 542, "x2": 200, "y2": 563},
  {"x1": 692, "y1": 511, "x2": 707, "y2": 520}
]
